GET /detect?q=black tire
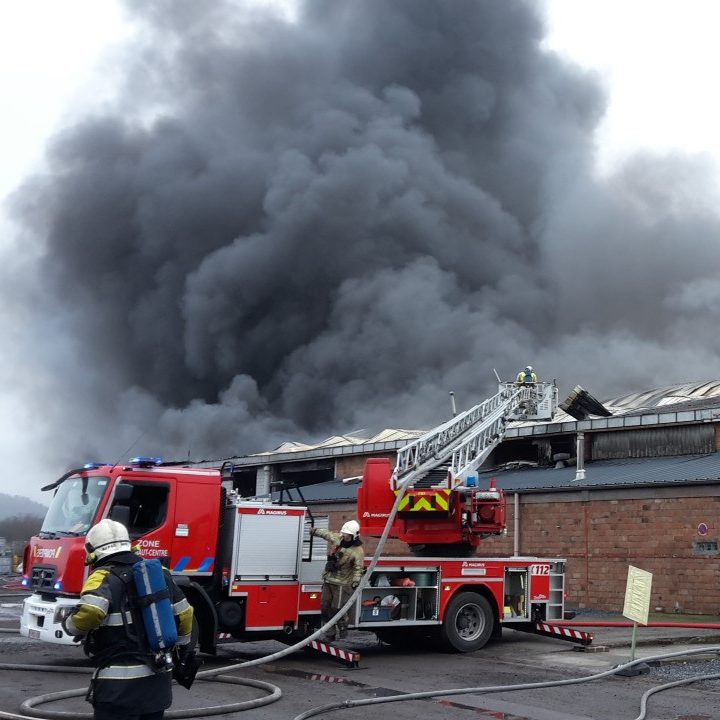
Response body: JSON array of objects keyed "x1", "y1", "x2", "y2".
[{"x1": 439, "y1": 592, "x2": 494, "y2": 652}]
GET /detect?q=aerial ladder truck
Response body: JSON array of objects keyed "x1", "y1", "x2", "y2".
[
  {"x1": 355, "y1": 379, "x2": 592, "y2": 651},
  {"x1": 359, "y1": 380, "x2": 558, "y2": 555},
  {"x1": 21, "y1": 378, "x2": 591, "y2": 658}
]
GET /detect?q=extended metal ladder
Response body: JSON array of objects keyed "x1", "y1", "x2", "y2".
[{"x1": 393, "y1": 382, "x2": 558, "y2": 490}]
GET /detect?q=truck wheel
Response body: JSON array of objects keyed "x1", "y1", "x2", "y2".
[{"x1": 440, "y1": 592, "x2": 493, "y2": 652}]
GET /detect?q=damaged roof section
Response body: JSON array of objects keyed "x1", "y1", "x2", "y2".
[
  {"x1": 559, "y1": 386, "x2": 612, "y2": 420},
  {"x1": 194, "y1": 381, "x2": 720, "y2": 498}
]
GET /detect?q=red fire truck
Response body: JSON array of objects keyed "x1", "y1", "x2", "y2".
[{"x1": 20, "y1": 382, "x2": 590, "y2": 654}]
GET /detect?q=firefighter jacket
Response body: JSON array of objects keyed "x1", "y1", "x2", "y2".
[
  {"x1": 516, "y1": 370, "x2": 538, "y2": 384},
  {"x1": 312, "y1": 528, "x2": 365, "y2": 586},
  {"x1": 63, "y1": 551, "x2": 194, "y2": 712}
]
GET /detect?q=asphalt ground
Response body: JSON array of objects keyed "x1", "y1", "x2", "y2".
[{"x1": 1, "y1": 594, "x2": 719, "y2": 720}]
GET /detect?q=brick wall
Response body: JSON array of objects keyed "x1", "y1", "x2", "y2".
[
  {"x1": 484, "y1": 493, "x2": 720, "y2": 614},
  {"x1": 335, "y1": 454, "x2": 394, "y2": 480},
  {"x1": 314, "y1": 490, "x2": 720, "y2": 615}
]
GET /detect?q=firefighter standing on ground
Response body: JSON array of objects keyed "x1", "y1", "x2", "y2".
[
  {"x1": 63, "y1": 519, "x2": 194, "y2": 720},
  {"x1": 310, "y1": 520, "x2": 364, "y2": 640}
]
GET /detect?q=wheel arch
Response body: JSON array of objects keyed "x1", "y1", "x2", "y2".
[
  {"x1": 175, "y1": 578, "x2": 218, "y2": 655},
  {"x1": 442, "y1": 583, "x2": 500, "y2": 622}
]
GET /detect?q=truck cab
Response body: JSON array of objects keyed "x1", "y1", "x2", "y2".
[{"x1": 21, "y1": 460, "x2": 222, "y2": 644}]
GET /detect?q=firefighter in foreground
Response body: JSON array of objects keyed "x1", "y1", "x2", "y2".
[
  {"x1": 311, "y1": 519, "x2": 365, "y2": 640},
  {"x1": 63, "y1": 519, "x2": 194, "y2": 720}
]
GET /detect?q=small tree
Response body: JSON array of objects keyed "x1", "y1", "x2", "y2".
[{"x1": 0, "y1": 515, "x2": 43, "y2": 544}]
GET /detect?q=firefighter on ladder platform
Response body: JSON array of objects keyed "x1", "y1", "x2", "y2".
[
  {"x1": 311, "y1": 520, "x2": 365, "y2": 641},
  {"x1": 516, "y1": 365, "x2": 538, "y2": 385}
]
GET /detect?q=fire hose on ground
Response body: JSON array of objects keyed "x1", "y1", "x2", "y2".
[
  {"x1": 291, "y1": 645, "x2": 720, "y2": 720},
  {"x1": 2, "y1": 645, "x2": 720, "y2": 720}
]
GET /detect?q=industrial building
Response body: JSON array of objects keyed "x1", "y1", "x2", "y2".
[{"x1": 198, "y1": 382, "x2": 720, "y2": 615}]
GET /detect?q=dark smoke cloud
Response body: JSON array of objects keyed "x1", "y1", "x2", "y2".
[{"x1": 5, "y1": 0, "x2": 720, "y2": 480}]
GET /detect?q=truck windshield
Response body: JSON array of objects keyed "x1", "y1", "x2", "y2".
[{"x1": 41, "y1": 476, "x2": 109, "y2": 535}]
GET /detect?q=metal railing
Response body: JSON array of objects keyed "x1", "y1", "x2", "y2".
[
  {"x1": 393, "y1": 382, "x2": 558, "y2": 489},
  {"x1": 393, "y1": 385, "x2": 520, "y2": 483}
]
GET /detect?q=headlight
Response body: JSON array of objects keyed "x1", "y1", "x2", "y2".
[{"x1": 54, "y1": 605, "x2": 76, "y2": 624}]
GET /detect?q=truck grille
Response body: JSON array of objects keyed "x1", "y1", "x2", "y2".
[{"x1": 31, "y1": 565, "x2": 57, "y2": 592}]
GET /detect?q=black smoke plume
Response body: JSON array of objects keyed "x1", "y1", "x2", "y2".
[{"x1": 6, "y1": 0, "x2": 720, "y2": 472}]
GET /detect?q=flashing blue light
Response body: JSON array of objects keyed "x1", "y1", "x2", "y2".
[
  {"x1": 21, "y1": 578, "x2": 30, "y2": 588},
  {"x1": 130, "y1": 456, "x2": 163, "y2": 468},
  {"x1": 53, "y1": 581, "x2": 63, "y2": 592},
  {"x1": 83, "y1": 462, "x2": 107, "y2": 470}
]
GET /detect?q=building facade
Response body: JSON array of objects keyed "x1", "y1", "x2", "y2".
[{"x1": 199, "y1": 382, "x2": 720, "y2": 614}]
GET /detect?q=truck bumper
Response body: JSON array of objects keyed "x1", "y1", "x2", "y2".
[{"x1": 20, "y1": 594, "x2": 81, "y2": 645}]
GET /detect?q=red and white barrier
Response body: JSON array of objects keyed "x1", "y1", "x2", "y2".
[
  {"x1": 308, "y1": 639, "x2": 361, "y2": 666},
  {"x1": 535, "y1": 622, "x2": 594, "y2": 645}
]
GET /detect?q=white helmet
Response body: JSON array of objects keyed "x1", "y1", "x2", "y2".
[
  {"x1": 525, "y1": 366, "x2": 533, "y2": 372},
  {"x1": 85, "y1": 519, "x2": 131, "y2": 562},
  {"x1": 340, "y1": 520, "x2": 360, "y2": 538}
]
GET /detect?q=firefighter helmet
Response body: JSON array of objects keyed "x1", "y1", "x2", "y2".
[
  {"x1": 340, "y1": 520, "x2": 360, "y2": 538},
  {"x1": 85, "y1": 519, "x2": 131, "y2": 562},
  {"x1": 525, "y1": 366, "x2": 533, "y2": 372}
]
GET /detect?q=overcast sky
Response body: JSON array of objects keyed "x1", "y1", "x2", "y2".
[
  {"x1": 4, "y1": 1, "x2": 720, "y2": 202},
  {"x1": 2, "y1": 0, "x2": 720, "y2": 503}
]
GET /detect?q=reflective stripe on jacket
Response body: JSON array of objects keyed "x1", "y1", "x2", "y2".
[{"x1": 97, "y1": 663, "x2": 157, "y2": 680}]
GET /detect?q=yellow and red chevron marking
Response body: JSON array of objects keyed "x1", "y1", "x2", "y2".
[{"x1": 395, "y1": 488, "x2": 452, "y2": 512}]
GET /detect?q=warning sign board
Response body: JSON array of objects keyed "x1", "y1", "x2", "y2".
[{"x1": 623, "y1": 565, "x2": 653, "y2": 626}]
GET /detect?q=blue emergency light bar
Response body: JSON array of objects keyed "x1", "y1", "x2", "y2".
[
  {"x1": 83, "y1": 462, "x2": 108, "y2": 470},
  {"x1": 131, "y1": 456, "x2": 163, "y2": 468}
]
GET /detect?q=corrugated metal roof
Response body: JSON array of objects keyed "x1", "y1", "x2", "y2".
[
  {"x1": 257, "y1": 428, "x2": 424, "y2": 456},
  {"x1": 477, "y1": 452, "x2": 720, "y2": 492},
  {"x1": 280, "y1": 452, "x2": 720, "y2": 502},
  {"x1": 194, "y1": 383, "x2": 720, "y2": 470},
  {"x1": 193, "y1": 428, "x2": 426, "y2": 468},
  {"x1": 367, "y1": 428, "x2": 424, "y2": 443},
  {"x1": 505, "y1": 403, "x2": 720, "y2": 439},
  {"x1": 605, "y1": 381, "x2": 720, "y2": 411},
  {"x1": 272, "y1": 453, "x2": 720, "y2": 503},
  {"x1": 508, "y1": 382, "x2": 720, "y2": 434},
  {"x1": 272, "y1": 435, "x2": 367, "y2": 453}
]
